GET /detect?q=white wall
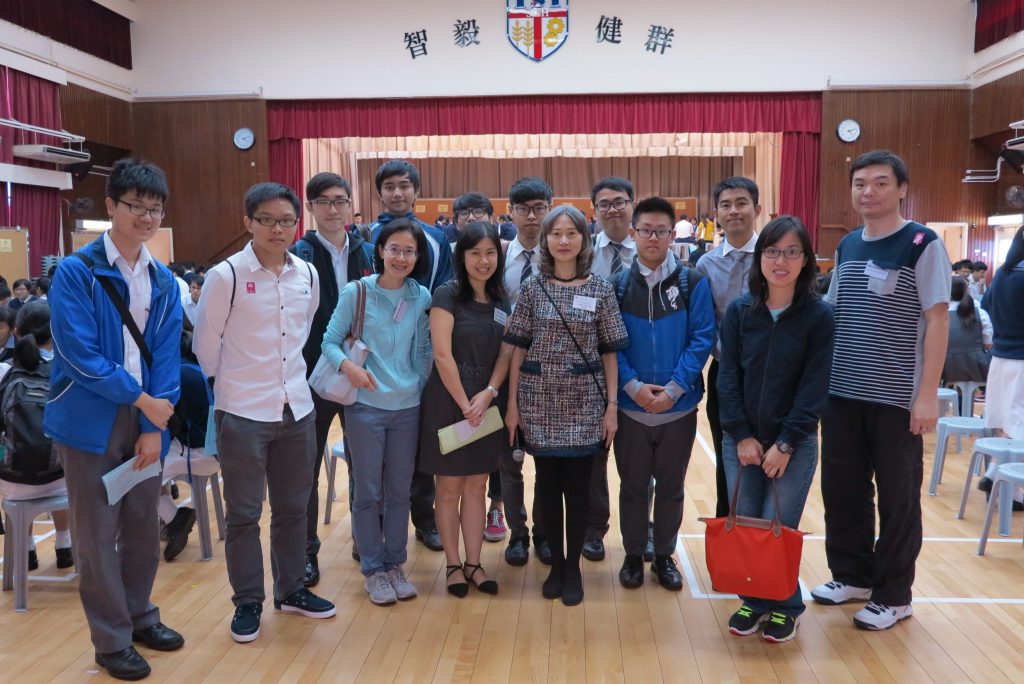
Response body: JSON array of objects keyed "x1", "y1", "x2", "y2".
[{"x1": 129, "y1": 0, "x2": 976, "y2": 99}]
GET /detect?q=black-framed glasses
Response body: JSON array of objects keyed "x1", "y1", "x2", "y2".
[
  {"x1": 595, "y1": 198, "x2": 630, "y2": 212},
  {"x1": 512, "y1": 203, "x2": 550, "y2": 217},
  {"x1": 252, "y1": 216, "x2": 299, "y2": 228},
  {"x1": 762, "y1": 247, "x2": 804, "y2": 260},
  {"x1": 456, "y1": 208, "x2": 490, "y2": 220},
  {"x1": 118, "y1": 199, "x2": 165, "y2": 219},
  {"x1": 310, "y1": 198, "x2": 351, "y2": 209},
  {"x1": 635, "y1": 228, "x2": 673, "y2": 239}
]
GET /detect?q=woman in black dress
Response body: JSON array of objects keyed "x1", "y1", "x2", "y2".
[{"x1": 419, "y1": 222, "x2": 512, "y2": 597}]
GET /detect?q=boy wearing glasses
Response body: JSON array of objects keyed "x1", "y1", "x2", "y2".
[
  {"x1": 290, "y1": 173, "x2": 375, "y2": 586},
  {"x1": 611, "y1": 197, "x2": 715, "y2": 590},
  {"x1": 47, "y1": 159, "x2": 184, "y2": 680},
  {"x1": 194, "y1": 182, "x2": 336, "y2": 644}
]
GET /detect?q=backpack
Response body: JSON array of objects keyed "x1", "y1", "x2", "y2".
[
  {"x1": 613, "y1": 264, "x2": 701, "y2": 312},
  {"x1": 0, "y1": 363, "x2": 61, "y2": 484},
  {"x1": 169, "y1": 361, "x2": 213, "y2": 449}
]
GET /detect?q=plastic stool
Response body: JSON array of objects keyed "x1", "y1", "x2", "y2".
[
  {"x1": 958, "y1": 438, "x2": 1024, "y2": 537},
  {"x1": 978, "y1": 462, "x2": 1024, "y2": 555},
  {"x1": 2, "y1": 494, "x2": 71, "y2": 611},
  {"x1": 937, "y1": 387, "x2": 959, "y2": 417},
  {"x1": 947, "y1": 381, "x2": 984, "y2": 418},
  {"x1": 323, "y1": 441, "x2": 346, "y2": 524},
  {"x1": 928, "y1": 417, "x2": 994, "y2": 495},
  {"x1": 163, "y1": 446, "x2": 225, "y2": 562}
]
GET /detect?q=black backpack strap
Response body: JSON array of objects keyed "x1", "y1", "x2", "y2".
[
  {"x1": 678, "y1": 266, "x2": 703, "y2": 312},
  {"x1": 226, "y1": 259, "x2": 237, "y2": 310},
  {"x1": 72, "y1": 252, "x2": 153, "y2": 367}
]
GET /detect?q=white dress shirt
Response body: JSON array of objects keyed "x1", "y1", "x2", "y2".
[
  {"x1": 313, "y1": 230, "x2": 349, "y2": 291},
  {"x1": 503, "y1": 238, "x2": 541, "y2": 307},
  {"x1": 193, "y1": 242, "x2": 320, "y2": 422},
  {"x1": 181, "y1": 293, "x2": 199, "y2": 326},
  {"x1": 103, "y1": 231, "x2": 151, "y2": 387},
  {"x1": 175, "y1": 275, "x2": 190, "y2": 299},
  {"x1": 720, "y1": 231, "x2": 758, "y2": 257},
  {"x1": 591, "y1": 231, "x2": 636, "y2": 279},
  {"x1": 674, "y1": 219, "x2": 694, "y2": 240}
]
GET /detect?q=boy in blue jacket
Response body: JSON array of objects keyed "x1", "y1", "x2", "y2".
[
  {"x1": 46, "y1": 159, "x2": 184, "y2": 681},
  {"x1": 611, "y1": 197, "x2": 716, "y2": 591}
]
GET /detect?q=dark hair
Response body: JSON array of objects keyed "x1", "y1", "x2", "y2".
[
  {"x1": 13, "y1": 301, "x2": 51, "y2": 372},
  {"x1": 453, "y1": 192, "x2": 494, "y2": 216},
  {"x1": 590, "y1": 176, "x2": 634, "y2": 203},
  {"x1": 632, "y1": 197, "x2": 675, "y2": 227},
  {"x1": 0, "y1": 305, "x2": 15, "y2": 328},
  {"x1": 950, "y1": 276, "x2": 978, "y2": 328},
  {"x1": 972, "y1": 261, "x2": 988, "y2": 272},
  {"x1": 374, "y1": 160, "x2": 421, "y2": 194},
  {"x1": 849, "y1": 149, "x2": 909, "y2": 186},
  {"x1": 306, "y1": 172, "x2": 351, "y2": 201},
  {"x1": 712, "y1": 176, "x2": 759, "y2": 207},
  {"x1": 509, "y1": 176, "x2": 553, "y2": 205},
  {"x1": 47, "y1": 263, "x2": 57, "y2": 279},
  {"x1": 1001, "y1": 225, "x2": 1024, "y2": 274},
  {"x1": 244, "y1": 182, "x2": 300, "y2": 218},
  {"x1": 952, "y1": 259, "x2": 971, "y2": 272},
  {"x1": 453, "y1": 222, "x2": 507, "y2": 304},
  {"x1": 107, "y1": 158, "x2": 169, "y2": 203},
  {"x1": 748, "y1": 215, "x2": 817, "y2": 309},
  {"x1": 538, "y1": 205, "x2": 594, "y2": 279},
  {"x1": 0, "y1": 284, "x2": 10, "y2": 301},
  {"x1": 190, "y1": 274, "x2": 205, "y2": 288},
  {"x1": 12, "y1": 279, "x2": 31, "y2": 293},
  {"x1": 34, "y1": 277, "x2": 50, "y2": 296},
  {"x1": 373, "y1": 218, "x2": 429, "y2": 281},
  {"x1": 169, "y1": 263, "x2": 186, "y2": 278}
]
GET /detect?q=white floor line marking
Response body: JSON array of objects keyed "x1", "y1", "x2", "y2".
[
  {"x1": 676, "y1": 533, "x2": 1021, "y2": 544},
  {"x1": 675, "y1": 533, "x2": 737, "y2": 600},
  {"x1": 696, "y1": 431, "x2": 716, "y2": 466}
]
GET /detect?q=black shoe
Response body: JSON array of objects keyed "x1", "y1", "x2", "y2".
[
  {"x1": 762, "y1": 612, "x2": 799, "y2": 643},
  {"x1": 562, "y1": 566, "x2": 584, "y2": 606},
  {"x1": 162, "y1": 507, "x2": 196, "y2": 562},
  {"x1": 652, "y1": 555, "x2": 683, "y2": 591},
  {"x1": 582, "y1": 539, "x2": 605, "y2": 562},
  {"x1": 542, "y1": 565, "x2": 563, "y2": 599},
  {"x1": 1016, "y1": 500, "x2": 1024, "y2": 512},
  {"x1": 446, "y1": 564, "x2": 468, "y2": 598},
  {"x1": 352, "y1": 538, "x2": 360, "y2": 562},
  {"x1": 534, "y1": 537, "x2": 553, "y2": 565},
  {"x1": 170, "y1": 483, "x2": 180, "y2": 500},
  {"x1": 132, "y1": 622, "x2": 185, "y2": 651},
  {"x1": 464, "y1": 562, "x2": 499, "y2": 595},
  {"x1": 643, "y1": 524, "x2": 655, "y2": 562},
  {"x1": 274, "y1": 588, "x2": 337, "y2": 618},
  {"x1": 95, "y1": 647, "x2": 151, "y2": 681},
  {"x1": 303, "y1": 554, "x2": 320, "y2": 588},
  {"x1": 415, "y1": 526, "x2": 444, "y2": 551},
  {"x1": 231, "y1": 602, "x2": 262, "y2": 643},
  {"x1": 55, "y1": 546, "x2": 74, "y2": 569},
  {"x1": 978, "y1": 477, "x2": 993, "y2": 493},
  {"x1": 505, "y1": 537, "x2": 529, "y2": 566},
  {"x1": 728, "y1": 604, "x2": 767, "y2": 636},
  {"x1": 28, "y1": 550, "x2": 38, "y2": 571},
  {"x1": 619, "y1": 554, "x2": 644, "y2": 588}
]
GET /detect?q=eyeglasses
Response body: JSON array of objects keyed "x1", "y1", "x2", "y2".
[
  {"x1": 310, "y1": 198, "x2": 351, "y2": 209},
  {"x1": 634, "y1": 228, "x2": 673, "y2": 239},
  {"x1": 595, "y1": 198, "x2": 630, "y2": 212},
  {"x1": 512, "y1": 203, "x2": 550, "y2": 217},
  {"x1": 382, "y1": 246, "x2": 418, "y2": 259},
  {"x1": 761, "y1": 247, "x2": 805, "y2": 260},
  {"x1": 118, "y1": 199, "x2": 165, "y2": 219},
  {"x1": 456, "y1": 208, "x2": 490, "y2": 220},
  {"x1": 251, "y1": 216, "x2": 299, "y2": 228}
]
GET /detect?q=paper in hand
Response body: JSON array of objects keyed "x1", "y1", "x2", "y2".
[{"x1": 102, "y1": 456, "x2": 162, "y2": 506}]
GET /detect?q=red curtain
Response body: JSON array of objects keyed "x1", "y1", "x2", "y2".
[
  {"x1": 975, "y1": 0, "x2": 1024, "y2": 52},
  {"x1": 8, "y1": 184, "x2": 60, "y2": 276},
  {"x1": 0, "y1": 0, "x2": 132, "y2": 69},
  {"x1": 779, "y1": 132, "x2": 821, "y2": 250},
  {"x1": 268, "y1": 136, "x2": 305, "y2": 237}
]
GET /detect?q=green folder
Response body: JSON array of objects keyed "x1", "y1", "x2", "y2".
[{"x1": 437, "y1": 406, "x2": 504, "y2": 455}]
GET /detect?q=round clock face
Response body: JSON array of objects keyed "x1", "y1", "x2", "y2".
[
  {"x1": 837, "y1": 119, "x2": 861, "y2": 143},
  {"x1": 233, "y1": 127, "x2": 255, "y2": 150}
]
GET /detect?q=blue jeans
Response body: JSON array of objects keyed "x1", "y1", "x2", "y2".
[
  {"x1": 722, "y1": 433, "x2": 818, "y2": 617},
  {"x1": 344, "y1": 403, "x2": 420, "y2": 576}
]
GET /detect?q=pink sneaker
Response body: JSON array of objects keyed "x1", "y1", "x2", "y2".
[{"x1": 484, "y1": 509, "x2": 507, "y2": 542}]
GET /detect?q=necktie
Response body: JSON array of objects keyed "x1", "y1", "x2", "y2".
[
  {"x1": 520, "y1": 250, "x2": 535, "y2": 285},
  {"x1": 610, "y1": 242, "x2": 624, "y2": 276}
]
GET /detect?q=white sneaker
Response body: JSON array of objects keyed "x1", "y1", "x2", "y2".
[
  {"x1": 853, "y1": 601, "x2": 913, "y2": 630},
  {"x1": 365, "y1": 571, "x2": 397, "y2": 605},
  {"x1": 810, "y1": 580, "x2": 872, "y2": 605},
  {"x1": 386, "y1": 565, "x2": 418, "y2": 600}
]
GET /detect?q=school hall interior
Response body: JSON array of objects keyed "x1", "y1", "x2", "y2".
[{"x1": 2, "y1": 0, "x2": 1024, "y2": 681}]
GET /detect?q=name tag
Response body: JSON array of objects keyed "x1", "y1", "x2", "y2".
[
  {"x1": 572, "y1": 295, "x2": 597, "y2": 312},
  {"x1": 393, "y1": 298, "x2": 408, "y2": 323},
  {"x1": 863, "y1": 260, "x2": 889, "y2": 280},
  {"x1": 493, "y1": 308, "x2": 508, "y2": 326}
]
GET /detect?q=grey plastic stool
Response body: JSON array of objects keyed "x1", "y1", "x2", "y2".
[
  {"x1": 937, "y1": 387, "x2": 959, "y2": 417},
  {"x1": 323, "y1": 441, "x2": 346, "y2": 524},
  {"x1": 928, "y1": 416, "x2": 994, "y2": 495},
  {"x1": 2, "y1": 494, "x2": 72, "y2": 612},
  {"x1": 978, "y1": 462, "x2": 1024, "y2": 555},
  {"x1": 947, "y1": 381, "x2": 984, "y2": 417},
  {"x1": 958, "y1": 438, "x2": 1024, "y2": 537}
]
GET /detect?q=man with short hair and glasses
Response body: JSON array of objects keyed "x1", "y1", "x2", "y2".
[{"x1": 290, "y1": 172, "x2": 375, "y2": 586}]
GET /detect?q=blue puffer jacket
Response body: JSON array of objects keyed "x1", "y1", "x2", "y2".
[
  {"x1": 44, "y1": 236, "x2": 182, "y2": 456},
  {"x1": 370, "y1": 213, "x2": 453, "y2": 293}
]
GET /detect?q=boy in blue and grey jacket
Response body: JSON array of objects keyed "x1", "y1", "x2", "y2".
[{"x1": 611, "y1": 197, "x2": 716, "y2": 591}]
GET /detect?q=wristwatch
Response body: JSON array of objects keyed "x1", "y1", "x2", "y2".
[
  {"x1": 775, "y1": 441, "x2": 794, "y2": 455},
  {"x1": 486, "y1": 385, "x2": 499, "y2": 399}
]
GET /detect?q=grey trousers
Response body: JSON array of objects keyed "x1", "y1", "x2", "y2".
[
  {"x1": 57, "y1": 406, "x2": 162, "y2": 654},
  {"x1": 216, "y1": 405, "x2": 316, "y2": 606},
  {"x1": 498, "y1": 440, "x2": 545, "y2": 542}
]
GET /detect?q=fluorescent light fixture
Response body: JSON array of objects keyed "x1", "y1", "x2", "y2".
[
  {"x1": 76, "y1": 219, "x2": 111, "y2": 231},
  {"x1": 988, "y1": 214, "x2": 1023, "y2": 226}
]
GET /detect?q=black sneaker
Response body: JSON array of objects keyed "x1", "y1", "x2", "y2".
[
  {"x1": 231, "y1": 603, "x2": 262, "y2": 643},
  {"x1": 651, "y1": 555, "x2": 683, "y2": 591},
  {"x1": 55, "y1": 547, "x2": 74, "y2": 569},
  {"x1": 415, "y1": 526, "x2": 443, "y2": 551},
  {"x1": 534, "y1": 537, "x2": 553, "y2": 565},
  {"x1": 274, "y1": 588, "x2": 337, "y2": 618},
  {"x1": 163, "y1": 507, "x2": 196, "y2": 562},
  {"x1": 728, "y1": 604, "x2": 767, "y2": 636},
  {"x1": 505, "y1": 536, "x2": 529, "y2": 566},
  {"x1": 303, "y1": 554, "x2": 320, "y2": 588},
  {"x1": 762, "y1": 612, "x2": 799, "y2": 643},
  {"x1": 28, "y1": 550, "x2": 38, "y2": 571}
]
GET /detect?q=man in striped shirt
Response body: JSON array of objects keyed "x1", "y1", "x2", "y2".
[{"x1": 811, "y1": 150, "x2": 950, "y2": 631}]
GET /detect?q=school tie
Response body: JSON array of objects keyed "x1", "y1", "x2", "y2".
[
  {"x1": 610, "y1": 242, "x2": 625, "y2": 276},
  {"x1": 520, "y1": 250, "x2": 534, "y2": 285}
]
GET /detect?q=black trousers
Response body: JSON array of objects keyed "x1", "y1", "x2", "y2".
[
  {"x1": 706, "y1": 359, "x2": 730, "y2": 517},
  {"x1": 585, "y1": 450, "x2": 610, "y2": 541},
  {"x1": 820, "y1": 396, "x2": 923, "y2": 606},
  {"x1": 307, "y1": 389, "x2": 345, "y2": 556},
  {"x1": 534, "y1": 454, "x2": 594, "y2": 572}
]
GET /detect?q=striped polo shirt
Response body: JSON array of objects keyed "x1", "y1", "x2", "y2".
[{"x1": 825, "y1": 221, "x2": 951, "y2": 410}]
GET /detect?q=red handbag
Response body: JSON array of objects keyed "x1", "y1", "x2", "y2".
[{"x1": 698, "y1": 466, "x2": 807, "y2": 601}]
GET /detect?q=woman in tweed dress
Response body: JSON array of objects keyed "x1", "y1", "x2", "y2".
[{"x1": 504, "y1": 206, "x2": 628, "y2": 606}]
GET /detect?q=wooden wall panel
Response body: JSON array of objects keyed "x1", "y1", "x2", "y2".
[
  {"x1": 132, "y1": 100, "x2": 269, "y2": 264},
  {"x1": 59, "y1": 83, "x2": 133, "y2": 150},
  {"x1": 972, "y1": 70, "x2": 1024, "y2": 140}
]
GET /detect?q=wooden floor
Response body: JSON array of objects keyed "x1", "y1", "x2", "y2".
[{"x1": 3, "y1": 399, "x2": 1024, "y2": 683}]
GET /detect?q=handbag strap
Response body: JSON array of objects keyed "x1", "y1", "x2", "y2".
[
  {"x1": 727, "y1": 464, "x2": 783, "y2": 536},
  {"x1": 352, "y1": 280, "x2": 367, "y2": 340},
  {"x1": 537, "y1": 279, "x2": 606, "y2": 408}
]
